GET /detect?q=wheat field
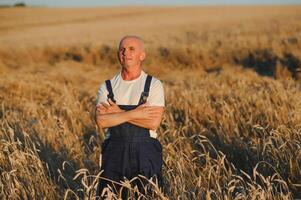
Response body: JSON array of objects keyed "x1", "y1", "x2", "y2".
[{"x1": 0, "y1": 6, "x2": 301, "y2": 199}]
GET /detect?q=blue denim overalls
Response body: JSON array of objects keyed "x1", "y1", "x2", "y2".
[{"x1": 98, "y1": 75, "x2": 163, "y2": 199}]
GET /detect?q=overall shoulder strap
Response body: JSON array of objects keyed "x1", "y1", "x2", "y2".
[
  {"x1": 138, "y1": 75, "x2": 152, "y2": 105},
  {"x1": 105, "y1": 80, "x2": 116, "y2": 103}
]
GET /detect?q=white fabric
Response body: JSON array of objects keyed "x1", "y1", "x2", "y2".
[{"x1": 96, "y1": 70, "x2": 165, "y2": 138}]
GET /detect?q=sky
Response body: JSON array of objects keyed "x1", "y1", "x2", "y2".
[{"x1": 1, "y1": 0, "x2": 301, "y2": 7}]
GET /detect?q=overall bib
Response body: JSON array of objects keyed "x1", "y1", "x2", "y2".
[{"x1": 97, "y1": 75, "x2": 163, "y2": 198}]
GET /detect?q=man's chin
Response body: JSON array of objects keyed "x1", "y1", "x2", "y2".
[
  {"x1": 121, "y1": 63, "x2": 136, "y2": 68},
  {"x1": 121, "y1": 64, "x2": 132, "y2": 69}
]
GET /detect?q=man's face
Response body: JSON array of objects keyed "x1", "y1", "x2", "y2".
[{"x1": 118, "y1": 38, "x2": 145, "y2": 69}]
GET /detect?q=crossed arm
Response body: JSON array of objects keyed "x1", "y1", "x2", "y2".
[{"x1": 95, "y1": 99, "x2": 164, "y2": 130}]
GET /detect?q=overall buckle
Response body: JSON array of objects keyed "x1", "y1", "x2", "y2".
[{"x1": 140, "y1": 92, "x2": 149, "y2": 104}]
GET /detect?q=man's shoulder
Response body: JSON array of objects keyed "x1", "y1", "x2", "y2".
[
  {"x1": 144, "y1": 74, "x2": 164, "y2": 94},
  {"x1": 149, "y1": 75, "x2": 163, "y2": 87},
  {"x1": 100, "y1": 73, "x2": 120, "y2": 85},
  {"x1": 143, "y1": 71, "x2": 161, "y2": 83},
  {"x1": 151, "y1": 76, "x2": 162, "y2": 82},
  {"x1": 145, "y1": 73, "x2": 165, "y2": 106},
  {"x1": 108, "y1": 73, "x2": 120, "y2": 82}
]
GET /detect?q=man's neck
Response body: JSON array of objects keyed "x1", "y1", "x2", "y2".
[{"x1": 121, "y1": 67, "x2": 142, "y2": 81}]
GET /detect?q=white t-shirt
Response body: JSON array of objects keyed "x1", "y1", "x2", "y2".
[{"x1": 96, "y1": 70, "x2": 165, "y2": 138}]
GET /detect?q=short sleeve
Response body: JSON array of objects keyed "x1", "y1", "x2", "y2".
[
  {"x1": 96, "y1": 83, "x2": 108, "y2": 105},
  {"x1": 148, "y1": 79, "x2": 165, "y2": 107}
]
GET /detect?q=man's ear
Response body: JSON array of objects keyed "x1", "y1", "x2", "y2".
[{"x1": 140, "y1": 52, "x2": 146, "y2": 61}]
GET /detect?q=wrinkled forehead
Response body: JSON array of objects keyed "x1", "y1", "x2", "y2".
[{"x1": 119, "y1": 37, "x2": 144, "y2": 50}]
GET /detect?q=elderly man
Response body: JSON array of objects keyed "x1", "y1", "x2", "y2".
[{"x1": 95, "y1": 35, "x2": 165, "y2": 198}]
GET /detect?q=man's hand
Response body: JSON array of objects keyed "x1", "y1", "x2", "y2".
[
  {"x1": 95, "y1": 99, "x2": 129, "y2": 129},
  {"x1": 96, "y1": 99, "x2": 123, "y2": 114},
  {"x1": 96, "y1": 104, "x2": 107, "y2": 114}
]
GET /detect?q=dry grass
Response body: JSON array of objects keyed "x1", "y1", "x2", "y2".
[{"x1": 0, "y1": 6, "x2": 301, "y2": 199}]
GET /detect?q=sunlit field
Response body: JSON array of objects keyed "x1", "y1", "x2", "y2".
[{"x1": 0, "y1": 6, "x2": 301, "y2": 199}]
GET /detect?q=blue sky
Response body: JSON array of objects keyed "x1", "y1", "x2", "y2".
[{"x1": 1, "y1": 0, "x2": 301, "y2": 7}]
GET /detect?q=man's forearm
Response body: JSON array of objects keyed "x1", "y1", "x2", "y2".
[
  {"x1": 96, "y1": 110, "x2": 133, "y2": 128},
  {"x1": 128, "y1": 118, "x2": 157, "y2": 130},
  {"x1": 128, "y1": 107, "x2": 163, "y2": 130}
]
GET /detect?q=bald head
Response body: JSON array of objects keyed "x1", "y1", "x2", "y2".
[{"x1": 119, "y1": 35, "x2": 145, "y2": 51}]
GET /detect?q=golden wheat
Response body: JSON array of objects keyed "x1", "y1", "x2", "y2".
[{"x1": 0, "y1": 6, "x2": 301, "y2": 200}]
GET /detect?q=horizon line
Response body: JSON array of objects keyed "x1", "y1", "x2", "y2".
[
  {"x1": 2, "y1": 4, "x2": 301, "y2": 8},
  {"x1": 1, "y1": 2, "x2": 301, "y2": 8}
]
